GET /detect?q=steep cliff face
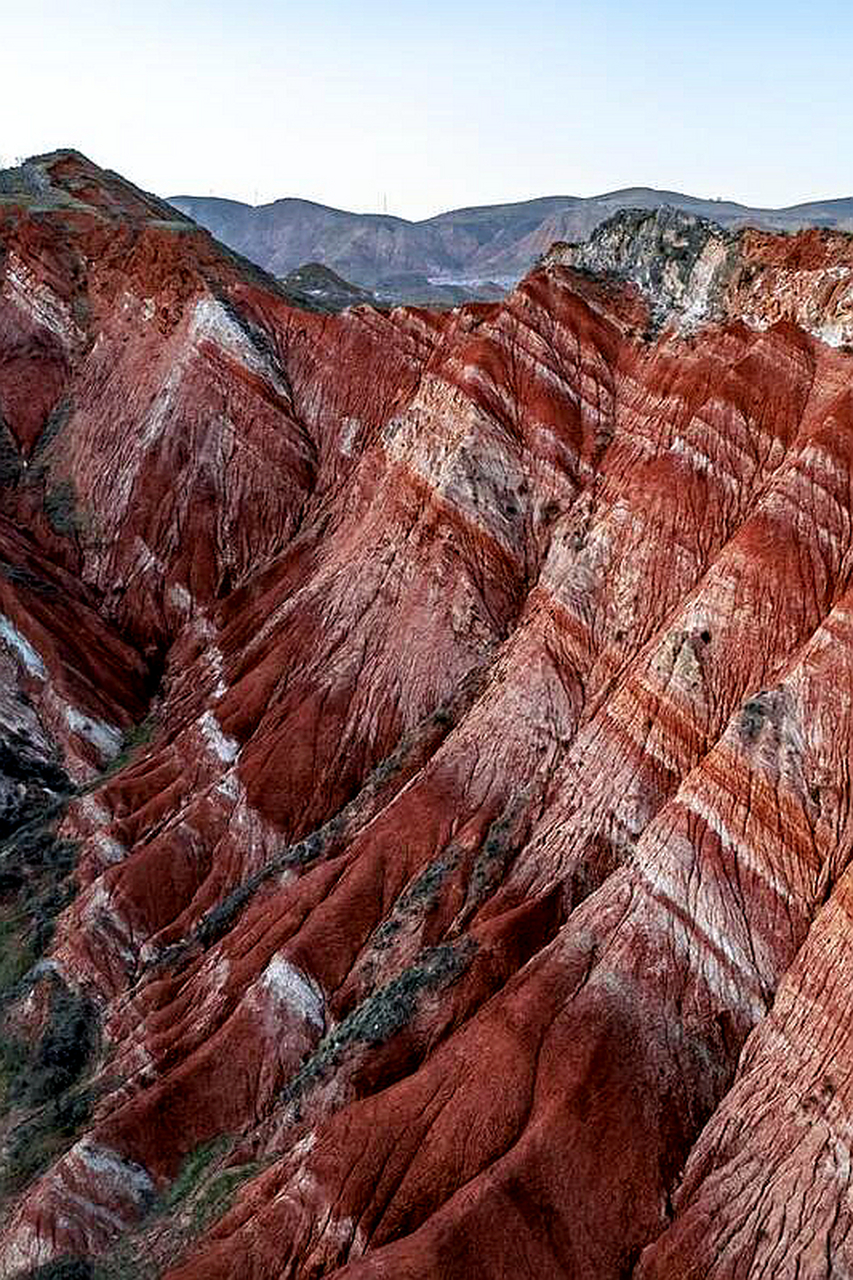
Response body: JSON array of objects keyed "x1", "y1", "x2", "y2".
[{"x1": 2, "y1": 153, "x2": 853, "y2": 1280}]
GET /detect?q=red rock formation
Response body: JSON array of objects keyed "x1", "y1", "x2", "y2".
[{"x1": 2, "y1": 151, "x2": 853, "y2": 1279}]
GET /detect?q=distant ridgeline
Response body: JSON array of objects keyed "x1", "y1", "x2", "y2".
[{"x1": 169, "y1": 184, "x2": 853, "y2": 305}]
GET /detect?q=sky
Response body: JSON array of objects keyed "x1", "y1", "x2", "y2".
[{"x1": 3, "y1": 0, "x2": 852, "y2": 220}]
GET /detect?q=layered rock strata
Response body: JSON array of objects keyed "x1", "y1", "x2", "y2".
[{"x1": 0, "y1": 153, "x2": 852, "y2": 1279}]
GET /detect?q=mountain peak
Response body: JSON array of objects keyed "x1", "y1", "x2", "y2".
[{"x1": 544, "y1": 204, "x2": 853, "y2": 344}]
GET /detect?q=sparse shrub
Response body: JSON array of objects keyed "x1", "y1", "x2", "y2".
[
  {"x1": 0, "y1": 802, "x2": 80, "y2": 1005},
  {"x1": 21, "y1": 1256, "x2": 94, "y2": 1279},
  {"x1": 194, "y1": 819, "x2": 337, "y2": 949},
  {"x1": 0, "y1": 794, "x2": 97, "y2": 1194},
  {"x1": 0, "y1": 974, "x2": 97, "y2": 1193},
  {"x1": 195, "y1": 884, "x2": 253, "y2": 948},
  {"x1": 160, "y1": 1136, "x2": 231, "y2": 1213},
  {"x1": 372, "y1": 852, "x2": 457, "y2": 951},
  {"x1": 191, "y1": 1161, "x2": 259, "y2": 1231},
  {"x1": 0, "y1": 917, "x2": 34, "y2": 996},
  {"x1": 281, "y1": 939, "x2": 475, "y2": 1105},
  {"x1": 29, "y1": 980, "x2": 97, "y2": 1103},
  {"x1": 468, "y1": 804, "x2": 518, "y2": 903},
  {"x1": 1, "y1": 1085, "x2": 96, "y2": 1196},
  {"x1": 0, "y1": 1028, "x2": 30, "y2": 1107}
]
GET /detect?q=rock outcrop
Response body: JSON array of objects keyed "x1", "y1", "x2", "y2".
[
  {"x1": 1, "y1": 151, "x2": 853, "y2": 1280},
  {"x1": 280, "y1": 262, "x2": 378, "y2": 312},
  {"x1": 546, "y1": 205, "x2": 853, "y2": 345}
]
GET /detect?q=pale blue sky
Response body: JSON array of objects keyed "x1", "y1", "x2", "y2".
[{"x1": 3, "y1": 0, "x2": 851, "y2": 217}]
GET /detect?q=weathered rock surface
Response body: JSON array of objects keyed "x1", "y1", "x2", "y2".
[
  {"x1": 547, "y1": 205, "x2": 853, "y2": 345},
  {"x1": 1, "y1": 151, "x2": 853, "y2": 1279}
]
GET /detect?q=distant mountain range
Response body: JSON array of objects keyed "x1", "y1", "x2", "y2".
[{"x1": 169, "y1": 187, "x2": 853, "y2": 304}]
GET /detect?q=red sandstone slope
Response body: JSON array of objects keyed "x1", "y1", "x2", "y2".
[{"x1": 2, "y1": 152, "x2": 853, "y2": 1279}]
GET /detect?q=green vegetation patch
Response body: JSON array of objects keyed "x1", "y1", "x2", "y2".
[
  {"x1": 0, "y1": 915, "x2": 33, "y2": 996},
  {"x1": 0, "y1": 800, "x2": 80, "y2": 977},
  {"x1": 2, "y1": 1083, "x2": 97, "y2": 1197},
  {"x1": 97, "y1": 710, "x2": 158, "y2": 782},
  {"x1": 281, "y1": 938, "x2": 475, "y2": 1106},
  {"x1": 21, "y1": 1258, "x2": 95, "y2": 1280},
  {"x1": 0, "y1": 782, "x2": 96, "y2": 1195},
  {"x1": 159, "y1": 1136, "x2": 232, "y2": 1214},
  {"x1": 0, "y1": 972, "x2": 97, "y2": 1195},
  {"x1": 191, "y1": 1160, "x2": 260, "y2": 1231}
]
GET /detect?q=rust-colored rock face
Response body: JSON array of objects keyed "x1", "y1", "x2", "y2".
[{"x1": 2, "y1": 152, "x2": 853, "y2": 1280}]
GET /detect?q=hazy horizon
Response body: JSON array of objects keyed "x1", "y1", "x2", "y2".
[
  {"x1": 3, "y1": 0, "x2": 852, "y2": 221},
  {"x1": 166, "y1": 186, "x2": 853, "y2": 222}
]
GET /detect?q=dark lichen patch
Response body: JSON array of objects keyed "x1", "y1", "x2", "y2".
[
  {"x1": 31, "y1": 398, "x2": 73, "y2": 462},
  {"x1": 0, "y1": 559, "x2": 58, "y2": 594},
  {"x1": 739, "y1": 699, "x2": 765, "y2": 740},
  {"x1": 44, "y1": 478, "x2": 80, "y2": 537},
  {"x1": 280, "y1": 939, "x2": 476, "y2": 1106},
  {"x1": 737, "y1": 690, "x2": 784, "y2": 744},
  {"x1": 0, "y1": 417, "x2": 22, "y2": 486},
  {"x1": 20, "y1": 1258, "x2": 95, "y2": 1280}
]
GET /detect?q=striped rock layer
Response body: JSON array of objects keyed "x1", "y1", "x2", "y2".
[{"x1": 0, "y1": 152, "x2": 852, "y2": 1279}]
